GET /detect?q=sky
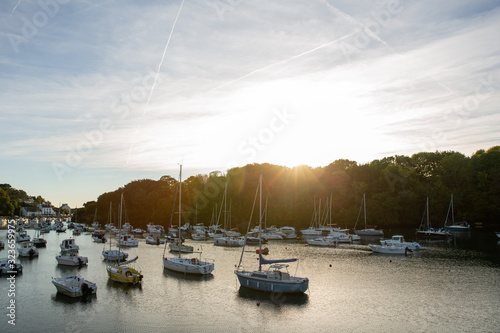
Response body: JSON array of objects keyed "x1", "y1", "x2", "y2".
[{"x1": 1, "y1": 0, "x2": 499, "y2": 208}]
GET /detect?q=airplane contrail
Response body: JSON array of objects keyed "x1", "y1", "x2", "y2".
[
  {"x1": 127, "y1": 0, "x2": 185, "y2": 164},
  {"x1": 209, "y1": 32, "x2": 357, "y2": 93},
  {"x1": 10, "y1": 0, "x2": 22, "y2": 15}
]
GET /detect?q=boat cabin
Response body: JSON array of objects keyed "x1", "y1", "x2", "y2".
[{"x1": 60, "y1": 239, "x2": 79, "y2": 251}]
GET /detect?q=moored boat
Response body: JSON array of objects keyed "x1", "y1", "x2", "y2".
[
  {"x1": 163, "y1": 165, "x2": 214, "y2": 276},
  {"x1": 52, "y1": 275, "x2": 97, "y2": 298},
  {"x1": 235, "y1": 175, "x2": 308, "y2": 294}
]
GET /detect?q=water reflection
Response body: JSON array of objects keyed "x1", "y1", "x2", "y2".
[
  {"x1": 237, "y1": 286, "x2": 309, "y2": 307},
  {"x1": 105, "y1": 279, "x2": 143, "y2": 292},
  {"x1": 51, "y1": 292, "x2": 97, "y2": 305},
  {"x1": 162, "y1": 268, "x2": 214, "y2": 282},
  {"x1": 55, "y1": 264, "x2": 88, "y2": 274}
]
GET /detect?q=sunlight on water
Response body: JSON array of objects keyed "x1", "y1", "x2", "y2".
[{"x1": 0, "y1": 229, "x2": 499, "y2": 332}]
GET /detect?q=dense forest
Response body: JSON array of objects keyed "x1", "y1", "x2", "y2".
[
  {"x1": 1, "y1": 147, "x2": 499, "y2": 231},
  {"x1": 74, "y1": 147, "x2": 500, "y2": 231}
]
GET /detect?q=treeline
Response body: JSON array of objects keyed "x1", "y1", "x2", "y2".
[
  {"x1": 77, "y1": 147, "x2": 500, "y2": 230},
  {"x1": 0, "y1": 184, "x2": 47, "y2": 216}
]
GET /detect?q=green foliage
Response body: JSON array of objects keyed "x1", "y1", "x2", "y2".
[
  {"x1": 72, "y1": 146, "x2": 500, "y2": 229},
  {"x1": 0, "y1": 188, "x2": 15, "y2": 216}
]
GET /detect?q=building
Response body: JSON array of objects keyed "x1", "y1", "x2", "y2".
[
  {"x1": 20, "y1": 206, "x2": 40, "y2": 218},
  {"x1": 38, "y1": 202, "x2": 56, "y2": 217}
]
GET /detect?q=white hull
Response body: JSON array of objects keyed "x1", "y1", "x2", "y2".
[
  {"x1": 369, "y1": 244, "x2": 408, "y2": 255},
  {"x1": 163, "y1": 257, "x2": 214, "y2": 275},
  {"x1": 169, "y1": 243, "x2": 194, "y2": 253},
  {"x1": 355, "y1": 228, "x2": 384, "y2": 236},
  {"x1": 235, "y1": 270, "x2": 308, "y2": 293},
  {"x1": 307, "y1": 238, "x2": 337, "y2": 247},
  {"x1": 56, "y1": 254, "x2": 88, "y2": 266},
  {"x1": 102, "y1": 250, "x2": 128, "y2": 261},
  {"x1": 214, "y1": 237, "x2": 244, "y2": 247},
  {"x1": 52, "y1": 276, "x2": 97, "y2": 297}
]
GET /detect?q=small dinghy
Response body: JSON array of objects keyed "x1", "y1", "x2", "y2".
[{"x1": 52, "y1": 275, "x2": 97, "y2": 298}]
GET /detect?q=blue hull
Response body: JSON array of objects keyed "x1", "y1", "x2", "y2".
[{"x1": 235, "y1": 271, "x2": 308, "y2": 293}]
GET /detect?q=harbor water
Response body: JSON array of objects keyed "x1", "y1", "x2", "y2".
[{"x1": 1, "y1": 228, "x2": 499, "y2": 332}]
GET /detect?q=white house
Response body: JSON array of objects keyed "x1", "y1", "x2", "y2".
[{"x1": 37, "y1": 202, "x2": 56, "y2": 217}]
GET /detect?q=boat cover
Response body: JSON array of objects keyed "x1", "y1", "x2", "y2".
[{"x1": 259, "y1": 254, "x2": 297, "y2": 265}]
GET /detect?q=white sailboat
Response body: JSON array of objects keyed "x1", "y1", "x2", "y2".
[
  {"x1": 163, "y1": 165, "x2": 214, "y2": 275},
  {"x1": 235, "y1": 175, "x2": 308, "y2": 294},
  {"x1": 353, "y1": 193, "x2": 384, "y2": 236},
  {"x1": 416, "y1": 197, "x2": 452, "y2": 240},
  {"x1": 102, "y1": 202, "x2": 128, "y2": 261},
  {"x1": 444, "y1": 194, "x2": 471, "y2": 232}
]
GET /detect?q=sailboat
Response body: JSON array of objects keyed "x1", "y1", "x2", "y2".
[
  {"x1": 443, "y1": 194, "x2": 471, "y2": 232},
  {"x1": 102, "y1": 202, "x2": 128, "y2": 261},
  {"x1": 214, "y1": 182, "x2": 244, "y2": 247},
  {"x1": 163, "y1": 165, "x2": 214, "y2": 275},
  {"x1": 416, "y1": 197, "x2": 452, "y2": 240},
  {"x1": 235, "y1": 175, "x2": 308, "y2": 294},
  {"x1": 353, "y1": 193, "x2": 383, "y2": 236},
  {"x1": 106, "y1": 193, "x2": 143, "y2": 285},
  {"x1": 33, "y1": 227, "x2": 47, "y2": 248}
]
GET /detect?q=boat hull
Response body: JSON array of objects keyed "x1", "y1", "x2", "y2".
[
  {"x1": 56, "y1": 255, "x2": 88, "y2": 267},
  {"x1": 369, "y1": 244, "x2": 407, "y2": 255},
  {"x1": 163, "y1": 257, "x2": 214, "y2": 275},
  {"x1": 235, "y1": 271, "x2": 308, "y2": 293},
  {"x1": 355, "y1": 229, "x2": 384, "y2": 236},
  {"x1": 106, "y1": 265, "x2": 142, "y2": 284},
  {"x1": 52, "y1": 276, "x2": 97, "y2": 297},
  {"x1": 102, "y1": 250, "x2": 128, "y2": 261}
]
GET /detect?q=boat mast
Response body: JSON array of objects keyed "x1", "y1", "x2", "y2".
[
  {"x1": 363, "y1": 193, "x2": 367, "y2": 229},
  {"x1": 258, "y1": 174, "x2": 262, "y2": 272},
  {"x1": 426, "y1": 197, "x2": 430, "y2": 229},
  {"x1": 178, "y1": 164, "x2": 182, "y2": 259}
]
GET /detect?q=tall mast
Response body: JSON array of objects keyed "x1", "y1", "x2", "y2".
[
  {"x1": 363, "y1": 193, "x2": 367, "y2": 229},
  {"x1": 426, "y1": 197, "x2": 430, "y2": 228},
  {"x1": 258, "y1": 174, "x2": 262, "y2": 272},
  {"x1": 178, "y1": 164, "x2": 182, "y2": 258}
]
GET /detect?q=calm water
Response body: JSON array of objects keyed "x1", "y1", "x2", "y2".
[{"x1": 1, "y1": 228, "x2": 499, "y2": 333}]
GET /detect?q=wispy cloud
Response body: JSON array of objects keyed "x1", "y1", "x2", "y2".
[{"x1": 1, "y1": 0, "x2": 499, "y2": 206}]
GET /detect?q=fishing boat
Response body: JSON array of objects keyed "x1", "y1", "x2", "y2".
[
  {"x1": 118, "y1": 234, "x2": 139, "y2": 247},
  {"x1": 416, "y1": 197, "x2": 452, "y2": 240},
  {"x1": 381, "y1": 235, "x2": 423, "y2": 251},
  {"x1": 60, "y1": 238, "x2": 80, "y2": 252},
  {"x1": 146, "y1": 235, "x2": 164, "y2": 245},
  {"x1": 52, "y1": 275, "x2": 97, "y2": 298},
  {"x1": 16, "y1": 229, "x2": 30, "y2": 242},
  {"x1": 18, "y1": 241, "x2": 39, "y2": 258},
  {"x1": 56, "y1": 249, "x2": 88, "y2": 266},
  {"x1": 353, "y1": 193, "x2": 384, "y2": 236},
  {"x1": 106, "y1": 193, "x2": 143, "y2": 285},
  {"x1": 235, "y1": 175, "x2": 308, "y2": 294},
  {"x1": 368, "y1": 243, "x2": 409, "y2": 255},
  {"x1": 92, "y1": 230, "x2": 107, "y2": 243},
  {"x1": 0, "y1": 259, "x2": 23, "y2": 274},
  {"x1": 443, "y1": 194, "x2": 471, "y2": 232},
  {"x1": 163, "y1": 165, "x2": 214, "y2": 275},
  {"x1": 33, "y1": 228, "x2": 47, "y2": 248}
]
